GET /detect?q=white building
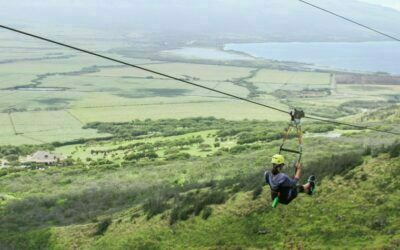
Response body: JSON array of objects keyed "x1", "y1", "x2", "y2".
[
  {"x1": 0, "y1": 159, "x2": 9, "y2": 168},
  {"x1": 21, "y1": 151, "x2": 65, "y2": 165}
]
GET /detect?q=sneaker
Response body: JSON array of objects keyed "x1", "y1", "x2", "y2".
[{"x1": 307, "y1": 175, "x2": 316, "y2": 195}]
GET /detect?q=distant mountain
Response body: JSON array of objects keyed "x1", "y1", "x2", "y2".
[{"x1": 1, "y1": 0, "x2": 400, "y2": 42}]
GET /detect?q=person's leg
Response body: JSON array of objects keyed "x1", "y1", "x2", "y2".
[
  {"x1": 302, "y1": 182, "x2": 312, "y2": 194},
  {"x1": 304, "y1": 176, "x2": 316, "y2": 195},
  {"x1": 297, "y1": 184, "x2": 307, "y2": 193},
  {"x1": 281, "y1": 186, "x2": 297, "y2": 204},
  {"x1": 297, "y1": 176, "x2": 316, "y2": 195}
]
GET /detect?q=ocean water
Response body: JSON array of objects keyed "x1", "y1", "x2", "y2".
[
  {"x1": 162, "y1": 47, "x2": 252, "y2": 61},
  {"x1": 225, "y1": 42, "x2": 400, "y2": 75}
]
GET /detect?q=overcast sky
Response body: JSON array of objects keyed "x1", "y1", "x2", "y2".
[
  {"x1": 1, "y1": 0, "x2": 400, "y2": 12},
  {"x1": 0, "y1": 0, "x2": 399, "y2": 10},
  {"x1": 1, "y1": 0, "x2": 399, "y2": 42},
  {"x1": 359, "y1": 0, "x2": 400, "y2": 10}
]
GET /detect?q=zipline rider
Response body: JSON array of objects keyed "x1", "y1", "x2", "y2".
[{"x1": 264, "y1": 154, "x2": 315, "y2": 205}]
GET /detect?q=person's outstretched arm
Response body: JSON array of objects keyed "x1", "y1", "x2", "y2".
[{"x1": 294, "y1": 163, "x2": 302, "y2": 181}]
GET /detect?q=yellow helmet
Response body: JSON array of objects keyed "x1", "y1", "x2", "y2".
[{"x1": 271, "y1": 154, "x2": 285, "y2": 165}]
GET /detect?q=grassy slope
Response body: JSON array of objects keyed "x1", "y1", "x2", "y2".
[{"x1": 48, "y1": 155, "x2": 400, "y2": 249}]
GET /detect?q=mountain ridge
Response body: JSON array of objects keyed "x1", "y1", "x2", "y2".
[{"x1": 2, "y1": 0, "x2": 400, "y2": 42}]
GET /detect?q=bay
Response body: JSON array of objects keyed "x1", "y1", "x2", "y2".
[{"x1": 225, "y1": 42, "x2": 400, "y2": 75}]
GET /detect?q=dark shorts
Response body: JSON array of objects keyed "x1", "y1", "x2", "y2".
[{"x1": 271, "y1": 185, "x2": 301, "y2": 205}]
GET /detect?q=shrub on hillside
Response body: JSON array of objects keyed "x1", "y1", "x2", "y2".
[
  {"x1": 229, "y1": 145, "x2": 249, "y2": 154},
  {"x1": 5, "y1": 154, "x2": 19, "y2": 162},
  {"x1": 169, "y1": 208, "x2": 179, "y2": 225},
  {"x1": 252, "y1": 186, "x2": 263, "y2": 200},
  {"x1": 303, "y1": 151, "x2": 364, "y2": 179},
  {"x1": 169, "y1": 190, "x2": 227, "y2": 225},
  {"x1": 0, "y1": 229, "x2": 52, "y2": 250},
  {"x1": 303, "y1": 124, "x2": 336, "y2": 133},
  {"x1": 164, "y1": 147, "x2": 180, "y2": 155},
  {"x1": 199, "y1": 143, "x2": 212, "y2": 152},
  {"x1": 368, "y1": 216, "x2": 388, "y2": 230},
  {"x1": 203, "y1": 190, "x2": 226, "y2": 205},
  {"x1": 166, "y1": 152, "x2": 191, "y2": 161},
  {"x1": 202, "y1": 207, "x2": 213, "y2": 220},
  {"x1": 389, "y1": 141, "x2": 400, "y2": 158},
  {"x1": 124, "y1": 149, "x2": 158, "y2": 161},
  {"x1": 143, "y1": 196, "x2": 169, "y2": 219},
  {"x1": 363, "y1": 146, "x2": 372, "y2": 156},
  {"x1": 94, "y1": 218, "x2": 112, "y2": 236},
  {"x1": 367, "y1": 140, "x2": 400, "y2": 158}
]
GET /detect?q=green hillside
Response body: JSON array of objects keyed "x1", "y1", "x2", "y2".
[
  {"x1": 0, "y1": 117, "x2": 399, "y2": 249},
  {"x1": 2, "y1": 1, "x2": 400, "y2": 249},
  {"x1": 54, "y1": 155, "x2": 400, "y2": 249},
  {"x1": 2, "y1": 154, "x2": 399, "y2": 249}
]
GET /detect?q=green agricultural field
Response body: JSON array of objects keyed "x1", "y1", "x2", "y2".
[
  {"x1": 250, "y1": 69, "x2": 331, "y2": 85},
  {"x1": 89, "y1": 63, "x2": 255, "y2": 81},
  {"x1": 0, "y1": 113, "x2": 15, "y2": 139},
  {"x1": 0, "y1": 44, "x2": 271, "y2": 145},
  {"x1": 337, "y1": 84, "x2": 400, "y2": 97},
  {"x1": 1, "y1": 37, "x2": 400, "y2": 146},
  {"x1": 70, "y1": 101, "x2": 288, "y2": 123},
  {"x1": 0, "y1": 110, "x2": 109, "y2": 145},
  {"x1": 1, "y1": 48, "x2": 307, "y2": 146},
  {"x1": 0, "y1": 58, "x2": 97, "y2": 76},
  {"x1": 0, "y1": 75, "x2": 39, "y2": 89}
]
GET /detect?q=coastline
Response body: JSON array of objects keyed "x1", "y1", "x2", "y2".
[{"x1": 224, "y1": 41, "x2": 399, "y2": 75}]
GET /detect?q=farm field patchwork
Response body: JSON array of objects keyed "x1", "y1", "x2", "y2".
[
  {"x1": 1, "y1": 39, "x2": 400, "y2": 146},
  {"x1": 0, "y1": 110, "x2": 108, "y2": 145},
  {"x1": 249, "y1": 69, "x2": 331, "y2": 85},
  {"x1": 69, "y1": 100, "x2": 289, "y2": 123},
  {"x1": 88, "y1": 62, "x2": 255, "y2": 81},
  {"x1": 337, "y1": 84, "x2": 400, "y2": 97}
]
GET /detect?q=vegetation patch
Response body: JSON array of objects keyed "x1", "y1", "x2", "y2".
[
  {"x1": 94, "y1": 218, "x2": 112, "y2": 236},
  {"x1": 274, "y1": 88, "x2": 331, "y2": 99},
  {"x1": 338, "y1": 100, "x2": 389, "y2": 114},
  {"x1": 36, "y1": 98, "x2": 75, "y2": 105},
  {"x1": 117, "y1": 88, "x2": 192, "y2": 98},
  {"x1": 169, "y1": 190, "x2": 227, "y2": 224}
]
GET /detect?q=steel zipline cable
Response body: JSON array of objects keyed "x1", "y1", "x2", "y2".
[
  {"x1": 304, "y1": 115, "x2": 400, "y2": 135},
  {"x1": 298, "y1": 0, "x2": 400, "y2": 42},
  {"x1": 0, "y1": 24, "x2": 399, "y2": 136}
]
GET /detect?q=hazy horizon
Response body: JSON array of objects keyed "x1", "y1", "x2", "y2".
[
  {"x1": 1, "y1": 0, "x2": 399, "y2": 43},
  {"x1": 359, "y1": 0, "x2": 400, "y2": 11}
]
